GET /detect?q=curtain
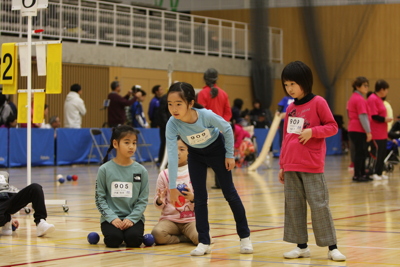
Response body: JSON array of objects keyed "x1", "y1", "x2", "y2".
[
  {"x1": 302, "y1": 0, "x2": 374, "y2": 111},
  {"x1": 250, "y1": 0, "x2": 273, "y2": 109}
]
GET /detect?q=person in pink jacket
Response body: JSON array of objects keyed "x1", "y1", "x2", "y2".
[
  {"x1": 278, "y1": 61, "x2": 346, "y2": 262},
  {"x1": 367, "y1": 80, "x2": 393, "y2": 180},
  {"x1": 151, "y1": 137, "x2": 198, "y2": 245}
]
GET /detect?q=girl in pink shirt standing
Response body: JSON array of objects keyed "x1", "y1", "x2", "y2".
[
  {"x1": 151, "y1": 137, "x2": 198, "y2": 245},
  {"x1": 278, "y1": 61, "x2": 346, "y2": 261}
]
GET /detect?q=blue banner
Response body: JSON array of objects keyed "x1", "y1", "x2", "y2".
[
  {"x1": 56, "y1": 128, "x2": 95, "y2": 165},
  {"x1": 9, "y1": 128, "x2": 55, "y2": 167},
  {"x1": 0, "y1": 128, "x2": 8, "y2": 167},
  {"x1": 56, "y1": 128, "x2": 160, "y2": 165}
]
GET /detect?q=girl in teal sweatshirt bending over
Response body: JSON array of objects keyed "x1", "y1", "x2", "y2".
[{"x1": 95, "y1": 125, "x2": 149, "y2": 248}]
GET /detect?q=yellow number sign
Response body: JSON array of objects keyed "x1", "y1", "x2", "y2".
[{"x1": 0, "y1": 43, "x2": 18, "y2": 94}]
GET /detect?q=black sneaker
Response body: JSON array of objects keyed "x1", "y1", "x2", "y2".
[
  {"x1": 352, "y1": 176, "x2": 370, "y2": 182},
  {"x1": 363, "y1": 175, "x2": 373, "y2": 181}
]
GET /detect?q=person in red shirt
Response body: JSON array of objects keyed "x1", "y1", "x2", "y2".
[
  {"x1": 278, "y1": 61, "x2": 346, "y2": 262},
  {"x1": 197, "y1": 68, "x2": 232, "y2": 122},
  {"x1": 367, "y1": 80, "x2": 393, "y2": 180},
  {"x1": 197, "y1": 68, "x2": 232, "y2": 189}
]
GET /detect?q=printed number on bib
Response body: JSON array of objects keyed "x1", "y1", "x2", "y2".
[
  {"x1": 287, "y1": 117, "x2": 304, "y2": 134},
  {"x1": 187, "y1": 128, "x2": 211, "y2": 145},
  {"x1": 111, "y1": 182, "x2": 133, "y2": 198}
]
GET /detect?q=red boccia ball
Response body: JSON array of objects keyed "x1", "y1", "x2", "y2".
[{"x1": 72, "y1": 175, "x2": 78, "y2": 181}]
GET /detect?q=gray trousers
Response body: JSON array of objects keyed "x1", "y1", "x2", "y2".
[{"x1": 283, "y1": 171, "x2": 337, "y2": 247}]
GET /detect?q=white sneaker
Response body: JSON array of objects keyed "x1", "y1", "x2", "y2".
[
  {"x1": 240, "y1": 237, "x2": 253, "y2": 254},
  {"x1": 190, "y1": 243, "x2": 211, "y2": 256},
  {"x1": 283, "y1": 247, "x2": 310, "y2": 259},
  {"x1": 372, "y1": 174, "x2": 382, "y2": 180},
  {"x1": 381, "y1": 174, "x2": 389, "y2": 179},
  {"x1": 1, "y1": 221, "x2": 12, "y2": 236},
  {"x1": 36, "y1": 219, "x2": 55, "y2": 237},
  {"x1": 328, "y1": 249, "x2": 346, "y2": 261}
]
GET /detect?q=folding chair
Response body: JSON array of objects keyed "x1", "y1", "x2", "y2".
[
  {"x1": 88, "y1": 128, "x2": 110, "y2": 164},
  {"x1": 135, "y1": 130, "x2": 155, "y2": 163}
]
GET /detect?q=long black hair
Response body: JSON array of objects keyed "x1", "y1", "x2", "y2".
[
  {"x1": 102, "y1": 125, "x2": 139, "y2": 164},
  {"x1": 167, "y1": 82, "x2": 204, "y2": 109}
]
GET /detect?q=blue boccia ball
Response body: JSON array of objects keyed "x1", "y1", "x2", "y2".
[
  {"x1": 177, "y1": 184, "x2": 187, "y2": 195},
  {"x1": 143, "y1": 233, "x2": 155, "y2": 246},
  {"x1": 66, "y1": 175, "x2": 73, "y2": 181},
  {"x1": 12, "y1": 224, "x2": 17, "y2": 231},
  {"x1": 87, "y1": 232, "x2": 100, "y2": 244},
  {"x1": 58, "y1": 177, "x2": 65, "y2": 184}
]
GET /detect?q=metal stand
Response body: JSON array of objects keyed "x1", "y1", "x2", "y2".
[{"x1": 12, "y1": 1, "x2": 67, "y2": 212}]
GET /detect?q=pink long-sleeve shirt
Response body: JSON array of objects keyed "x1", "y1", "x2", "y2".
[
  {"x1": 279, "y1": 95, "x2": 338, "y2": 173},
  {"x1": 153, "y1": 166, "x2": 195, "y2": 223}
]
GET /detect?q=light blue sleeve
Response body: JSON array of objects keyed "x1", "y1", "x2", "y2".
[
  {"x1": 166, "y1": 119, "x2": 179, "y2": 189},
  {"x1": 208, "y1": 111, "x2": 234, "y2": 158}
]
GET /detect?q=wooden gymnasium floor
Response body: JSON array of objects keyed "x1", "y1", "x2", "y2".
[{"x1": 0, "y1": 154, "x2": 399, "y2": 267}]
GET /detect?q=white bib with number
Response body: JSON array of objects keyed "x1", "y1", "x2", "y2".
[
  {"x1": 287, "y1": 117, "x2": 304, "y2": 134},
  {"x1": 111, "y1": 182, "x2": 133, "y2": 198},
  {"x1": 187, "y1": 128, "x2": 211, "y2": 145}
]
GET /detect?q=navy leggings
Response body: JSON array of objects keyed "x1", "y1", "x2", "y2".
[{"x1": 187, "y1": 133, "x2": 250, "y2": 244}]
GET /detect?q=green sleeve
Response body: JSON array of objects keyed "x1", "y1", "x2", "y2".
[
  {"x1": 95, "y1": 167, "x2": 118, "y2": 223},
  {"x1": 126, "y1": 168, "x2": 149, "y2": 224}
]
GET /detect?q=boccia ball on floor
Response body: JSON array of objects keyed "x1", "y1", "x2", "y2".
[
  {"x1": 66, "y1": 175, "x2": 73, "y2": 181},
  {"x1": 87, "y1": 232, "x2": 100, "y2": 244},
  {"x1": 72, "y1": 175, "x2": 78, "y2": 181},
  {"x1": 143, "y1": 234, "x2": 155, "y2": 246},
  {"x1": 58, "y1": 177, "x2": 65, "y2": 183}
]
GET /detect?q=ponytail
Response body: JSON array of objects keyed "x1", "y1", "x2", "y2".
[
  {"x1": 102, "y1": 143, "x2": 114, "y2": 164},
  {"x1": 102, "y1": 127, "x2": 116, "y2": 164},
  {"x1": 203, "y1": 68, "x2": 219, "y2": 98},
  {"x1": 210, "y1": 86, "x2": 219, "y2": 99}
]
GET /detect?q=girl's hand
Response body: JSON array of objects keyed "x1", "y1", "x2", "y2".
[
  {"x1": 299, "y1": 128, "x2": 312, "y2": 144},
  {"x1": 12, "y1": 219, "x2": 19, "y2": 229},
  {"x1": 225, "y1": 158, "x2": 235, "y2": 171},
  {"x1": 121, "y1": 219, "x2": 134, "y2": 230},
  {"x1": 182, "y1": 186, "x2": 194, "y2": 202},
  {"x1": 278, "y1": 169, "x2": 285, "y2": 184},
  {"x1": 156, "y1": 188, "x2": 166, "y2": 205},
  {"x1": 111, "y1": 218, "x2": 123, "y2": 229},
  {"x1": 170, "y1": 188, "x2": 183, "y2": 207}
]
